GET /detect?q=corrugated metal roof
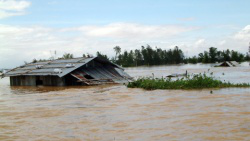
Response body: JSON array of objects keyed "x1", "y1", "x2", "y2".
[
  {"x1": 71, "y1": 65, "x2": 130, "y2": 85},
  {"x1": 217, "y1": 61, "x2": 240, "y2": 67},
  {"x1": 114, "y1": 68, "x2": 132, "y2": 79},
  {"x1": 50, "y1": 58, "x2": 84, "y2": 64},
  {"x1": 3, "y1": 57, "x2": 111, "y2": 77},
  {"x1": 230, "y1": 61, "x2": 240, "y2": 67},
  {"x1": 57, "y1": 58, "x2": 93, "y2": 77}
]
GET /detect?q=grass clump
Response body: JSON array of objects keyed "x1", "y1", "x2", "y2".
[{"x1": 127, "y1": 73, "x2": 250, "y2": 90}]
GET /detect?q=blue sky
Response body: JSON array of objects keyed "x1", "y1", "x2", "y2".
[
  {"x1": 0, "y1": 0, "x2": 250, "y2": 68},
  {"x1": 2, "y1": 0, "x2": 250, "y2": 27}
]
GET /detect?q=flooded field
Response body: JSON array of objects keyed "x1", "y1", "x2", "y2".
[{"x1": 0, "y1": 63, "x2": 250, "y2": 141}]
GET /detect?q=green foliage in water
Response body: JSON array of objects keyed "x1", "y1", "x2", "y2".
[{"x1": 127, "y1": 73, "x2": 250, "y2": 90}]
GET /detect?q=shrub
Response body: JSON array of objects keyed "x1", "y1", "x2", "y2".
[{"x1": 127, "y1": 73, "x2": 250, "y2": 90}]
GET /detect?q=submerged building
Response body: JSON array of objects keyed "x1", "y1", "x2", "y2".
[
  {"x1": 215, "y1": 61, "x2": 240, "y2": 67},
  {"x1": 3, "y1": 57, "x2": 132, "y2": 86}
]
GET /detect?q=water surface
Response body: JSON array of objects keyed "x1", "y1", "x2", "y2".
[{"x1": 0, "y1": 64, "x2": 249, "y2": 140}]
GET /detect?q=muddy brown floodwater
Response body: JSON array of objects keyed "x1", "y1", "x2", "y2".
[{"x1": 0, "y1": 63, "x2": 250, "y2": 141}]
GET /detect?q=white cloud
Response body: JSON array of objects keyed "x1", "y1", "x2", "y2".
[
  {"x1": 65, "y1": 23, "x2": 197, "y2": 40},
  {"x1": 212, "y1": 25, "x2": 250, "y2": 53},
  {"x1": 0, "y1": 23, "x2": 197, "y2": 68},
  {"x1": 0, "y1": 0, "x2": 31, "y2": 19},
  {"x1": 234, "y1": 25, "x2": 250, "y2": 41},
  {"x1": 219, "y1": 40, "x2": 226, "y2": 45},
  {"x1": 0, "y1": 23, "x2": 249, "y2": 68},
  {"x1": 172, "y1": 25, "x2": 250, "y2": 57},
  {"x1": 194, "y1": 39, "x2": 205, "y2": 47}
]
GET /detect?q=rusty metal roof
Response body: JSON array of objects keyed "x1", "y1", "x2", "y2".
[{"x1": 3, "y1": 57, "x2": 123, "y2": 78}]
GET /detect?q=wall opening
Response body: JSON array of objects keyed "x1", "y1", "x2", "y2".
[
  {"x1": 85, "y1": 74, "x2": 94, "y2": 79},
  {"x1": 36, "y1": 76, "x2": 43, "y2": 86},
  {"x1": 65, "y1": 75, "x2": 84, "y2": 86}
]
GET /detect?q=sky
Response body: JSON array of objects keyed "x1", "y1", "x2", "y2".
[{"x1": 0, "y1": 0, "x2": 250, "y2": 68}]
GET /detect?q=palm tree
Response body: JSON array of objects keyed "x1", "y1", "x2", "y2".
[{"x1": 113, "y1": 46, "x2": 121, "y2": 61}]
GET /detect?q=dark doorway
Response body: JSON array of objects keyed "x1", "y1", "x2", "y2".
[
  {"x1": 65, "y1": 75, "x2": 83, "y2": 86},
  {"x1": 36, "y1": 76, "x2": 43, "y2": 86}
]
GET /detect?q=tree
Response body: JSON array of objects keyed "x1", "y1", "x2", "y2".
[
  {"x1": 32, "y1": 59, "x2": 37, "y2": 63},
  {"x1": 113, "y1": 46, "x2": 121, "y2": 61},
  {"x1": 134, "y1": 49, "x2": 142, "y2": 66},
  {"x1": 222, "y1": 49, "x2": 231, "y2": 61},
  {"x1": 198, "y1": 53, "x2": 204, "y2": 62},
  {"x1": 238, "y1": 53, "x2": 245, "y2": 62},
  {"x1": 188, "y1": 56, "x2": 198, "y2": 64},
  {"x1": 208, "y1": 47, "x2": 217, "y2": 63},
  {"x1": 145, "y1": 45, "x2": 154, "y2": 65},
  {"x1": 231, "y1": 50, "x2": 239, "y2": 62},
  {"x1": 245, "y1": 53, "x2": 250, "y2": 61},
  {"x1": 127, "y1": 50, "x2": 134, "y2": 66},
  {"x1": 62, "y1": 53, "x2": 73, "y2": 59},
  {"x1": 122, "y1": 50, "x2": 129, "y2": 67},
  {"x1": 217, "y1": 51, "x2": 223, "y2": 62},
  {"x1": 173, "y1": 46, "x2": 184, "y2": 64},
  {"x1": 96, "y1": 51, "x2": 109, "y2": 60},
  {"x1": 166, "y1": 49, "x2": 173, "y2": 64},
  {"x1": 203, "y1": 51, "x2": 209, "y2": 63}
]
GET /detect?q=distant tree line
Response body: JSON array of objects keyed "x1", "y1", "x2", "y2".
[
  {"x1": 31, "y1": 53, "x2": 74, "y2": 63},
  {"x1": 104, "y1": 46, "x2": 250, "y2": 67},
  {"x1": 29, "y1": 45, "x2": 250, "y2": 67},
  {"x1": 110, "y1": 45, "x2": 184, "y2": 67},
  {"x1": 185, "y1": 47, "x2": 250, "y2": 64}
]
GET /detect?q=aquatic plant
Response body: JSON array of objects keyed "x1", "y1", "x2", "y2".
[{"x1": 127, "y1": 73, "x2": 250, "y2": 90}]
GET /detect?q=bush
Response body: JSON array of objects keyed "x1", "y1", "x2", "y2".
[{"x1": 127, "y1": 73, "x2": 250, "y2": 90}]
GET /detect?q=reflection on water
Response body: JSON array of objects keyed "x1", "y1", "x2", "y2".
[{"x1": 0, "y1": 64, "x2": 250, "y2": 140}]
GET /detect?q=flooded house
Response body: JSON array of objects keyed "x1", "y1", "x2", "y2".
[
  {"x1": 3, "y1": 57, "x2": 132, "y2": 86},
  {"x1": 215, "y1": 61, "x2": 240, "y2": 67}
]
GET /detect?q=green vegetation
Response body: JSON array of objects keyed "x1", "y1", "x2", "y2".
[
  {"x1": 127, "y1": 73, "x2": 250, "y2": 90},
  {"x1": 96, "y1": 51, "x2": 109, "y2": 60},
  {"x1": 185, "y1": 47, "x2": 250, "y2": 64},
  {"x1": 112, "y1": 45, "x2": 185, "y2": 67},
  {"x1": 27, "y1": 45, "x2": 250, "y2": 66},
  {"x1": 62, "y1": 53, "x2": 74, "y2": 59},
  {"x1": 109, "y1": 45, "x2": 250, "y2": 67}
]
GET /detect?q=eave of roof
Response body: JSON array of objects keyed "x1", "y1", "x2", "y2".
[
  {"x1": 3, "y1": 57, "x2": 124, "y2": 78},
  {"x1": 3, "y1": 57, "x2": 95, "y2": 77}
]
